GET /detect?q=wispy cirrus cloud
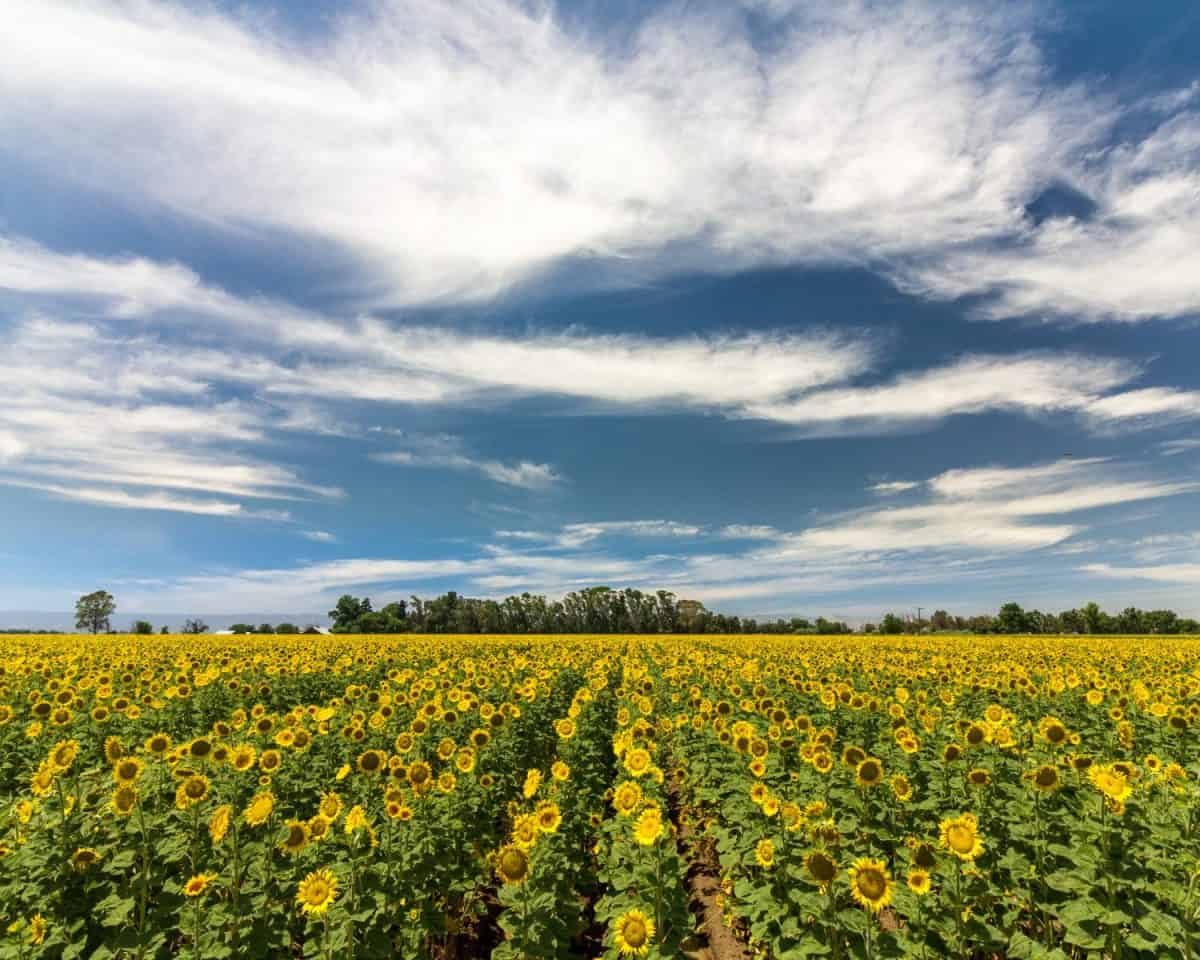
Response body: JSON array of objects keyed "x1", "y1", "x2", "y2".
[
  {"x1": 0, "y1": 0, "x2": 1109, "y2": 307},
  {"x1": 375, "y1": 436, "x2": 562, "y2": 491},
  {"x1": 117, "y1": 457, "x2": 1199, "y2": 612}
]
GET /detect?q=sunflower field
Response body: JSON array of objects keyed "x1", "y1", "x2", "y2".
[{"x1": 0, "y1": 633, "x2": 1198, "y2": 960}]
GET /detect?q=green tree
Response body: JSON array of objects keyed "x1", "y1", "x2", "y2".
[
  {"x1": 880, "y1": 613, "x2": 904, "y2": 634},
  {"x1": 997, "y1": 602, "x2": 1028, "y2": 633},
  {"x1": 182, "y1": 618, "x2": 208, "y2": 635},
  {"x1": 276, "y1": 622, "x2": 299, "y2": 634},
  {"x1": 75, "y1": 590, "x2": 116, "y2": 634},
  {"x1": 131, "y1": 620, "x2": 154, "y2": 635}
]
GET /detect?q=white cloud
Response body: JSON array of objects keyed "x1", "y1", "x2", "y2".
[
  {"x1": 301, "y1": 530, "x2": 337, "y2": 543},
  {"x1": 375, "y1": 436, "x2": 561, "y2": 490},
  {"x1": 869, "y1": 481, "x2": 919, "y2": 494},
  {"x1": 899, "y1": 109, "x2": 1200, "y2": 323},
  {"x1": 1159, "y1": 438, "x2": 1200, "y2": 456},
  {"x1": 743, "y1": 354, "x2": 1136, "y2": 430},
  {"x1": 555, "y1": 520, "x2": 704, "y2": 549},
  {"x1": 1084, "y1": 388, "x2": 1200, "y2": 426},
  {"x1": 110, "y1": 456, "x2": 1200, "y2": 612},
  {"x1": 1081, "y1": 562, "x2": 1200, "y2": 585},
  {"x1": 0, "y1": 316, "x2": 341, "y2": 518},
  {"x1": 0, "y1": 0, "x2": 1099, "y2": 305},
  {"x1": 10, "y1": 240, "x2": 1200, "y2": 440},
  {"x1": 718, "y1": 524, "x2": 782, "y2": 540},
  {"x1": 0, "y1": 478, "x2": 292, "y2": 519}
]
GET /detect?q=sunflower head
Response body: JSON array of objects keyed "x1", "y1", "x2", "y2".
[
  {"x1": 1028, "y1": 764, "x2": 1061, "y2": 794},
  {"x1": 940, "y1": 814, "x2": 984, "y2": 862},
  {"x1": 613, "y1": 908, "x2": 655, "y2": 957},
  {"x1": 244, "y1": 791, "x2": 276, "y2": 827},
  {"x1": 633, "y1": 806, "x2": 664, "y2": 847},
  {"x1": 907, "y1": 868, "x2": 932, "y2": 896},
  {"x1": 71, "y1": 847, "x2": 101, "y2": 871},
  {"x1": 184, "y1": 873, "x2": 217, "y2": 898},
  {"x1": 849, "y1": 857, "x2": 894, "y2": 914},
  {"x1": 855, "y1": 757, "x2": 884, "y2": 788},
  {"x1": 111, "y1": 784, "x2": 139, "y2": 817},
  {"x1": 296, "y1": 868, "x2": 339, "y2": 915},
  {"x1": 274, "y1": 819, "x2": 306, "y2": 858},
  {"x1": 805, "y1": 850, "x2": 838, "y2": 889},
  {"x1": 755, "y1": 838, "x2": 776, "y2": 869},
  {"x1": 496, "y1": 844, "x2": 530, "y2": 886}
]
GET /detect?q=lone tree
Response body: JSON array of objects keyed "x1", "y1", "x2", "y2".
[
  {"x1": 131, "y1": 620, "x2": 154, "y2": 635},
  {"x1": 76, "y1": 590, "x2": 116, "y2": 634},
  {"x1": 182, "y1": 618, "x2": 209, "y2": 635}
]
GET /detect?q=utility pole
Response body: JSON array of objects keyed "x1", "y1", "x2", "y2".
[{"x1": 916, "y1": 607, "x2": 923, "y2": 633}]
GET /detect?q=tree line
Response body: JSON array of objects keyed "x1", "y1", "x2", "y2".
[
  {"x1": 327, "y1": 587, "x2": 849, "y2": 634},
  {"x1": 64, "y1": 588, "x2": 1200, "y2": 635},
  {"x1": 868, "y1": 601, "x2": 1200, "y2": 635}
]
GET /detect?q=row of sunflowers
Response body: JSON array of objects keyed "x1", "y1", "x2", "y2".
[{"x1": 1, "y1": 633, "x2": 1198, "y2": 959}]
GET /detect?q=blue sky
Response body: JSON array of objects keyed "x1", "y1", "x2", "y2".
[{"x1": 2, "y1": 0, "x2": 1200, "y2": 622}]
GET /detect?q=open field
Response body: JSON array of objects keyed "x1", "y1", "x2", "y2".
[{"x1": 1, "y1": 633, "x2": 1197, "y2": 959}]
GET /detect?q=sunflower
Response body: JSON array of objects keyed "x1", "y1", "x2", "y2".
[
  {"x1": 755, "y1": 838, "x2": 776, "y2": 869},
  {"x1": 279, "y1": 819, "x2": 310, "y2": 856},
  {"x1": 909, "y1": 839, "x2": 937, "y2": 869},
  {"x1": 511, "y1": 814, "x2": 539, "y2": 849},
  {"x1": 145, "y1": 733, "x2": 172, "y2": 757},
  {"x1": 496, "y1": 844, "x2": 531, "y2": 885},
  {"x1": 624, "y1": 748, "x2": 652, "y2": 778},
  {"x1": 455, "y1": 748, "x2": 476, "y2": 774},
  {"x1": 187, "y1": 737, "x2": 214, "y2": 761},
  {"x1": 404, "y1": 760, "x2": 431, "y2": 790},
  {"x1": 551, "y1": 760, "x2": 570, "y2": 782},
  {"x1": 111, "y1": 784, "x2": 139, "y2": 817},
  {"x1": 1027, "y1": 764, "x2": 1061, "y2": 794},
  {"x1": 244, "y1": 791, "x2": 275, "y2": 827},
  {"x1": 49, "y1": 738, "x2": 79, "y2": 771},
  {"x1": 231, "y1": 745, "x2": 257, "y2": 772},
  {"x1": 259, "y1": 749, "x2": 283, "y2": 774},
  {"x1": 356, "y1": 749, "x2": 384, "y2": 775},
  {"x1": 940, "y1": 814, "x2": 984, "y2": 861},
  {"x1": 30, "y1": 764, "x2": 56, "y2": 798},
  {"x1": 184, "y1": 873, "x2": 217, "y2": 897},
  {"x1": 71, "y1": 847, "x2": 101, "y2": 871},
  {"x1": 855, "y1": 757, "x2": 884, "y2": 788},
  {"x1": 296, "y1": 868, "x2": 339, "y2": 916},
  {"x1": 29, "y1": 914, "x2": 47, "y2": 946},
  {"x1": 107, "y1": 755, "x2": 143, "y2": 787},
  {"x1": 555, "y1": 717, "x2": 577, "y2": 739},
  {"x1": 849, "y1": 857, "x2": 894, "y2": 914},
  {"x1": 1039, "y1": 716, "x2": 1070, "y2": 747},
  {"x1": 804, "y1": 850, "x2": 838, "y2": 890},
  {"x1": 523, "y1": 768, "x2": 543, "y2": 798},
  {"x1": 967, "y1": 767, "x2": 992, "y2": 788},
  {"x1": 209, "y1": 805, "x2": 232, "y2": 844},
  {"x1": 613, "y1": 908, "x2": 655, "y2": 957},
  {"x1": 1088, "y1": 764, "x2": 1132, "y2": 804},
  {"x1": 318, "y1": 792, "x2": 343, "y2": 822},
  {"x1": 308, "y1": 814, "x2": 332, "y2": 841},
  {"x1": 634, "y1": 806, "x2": 664, "y2": 846},
  {"x1": 536, "y1": 802, "x2": 562, "y2": 834},
  {"x1": 890, "y1": 774, "x2": 914, "y2": 802},
  {"x1": 103, "y1": 735, "x2": 125, "y2": 764},
  {"x1": 175, "y1": 774, "x2": 211, "y2": 809},
  {"x1": 907, "y1": 868, "x2": 932, "y2": 896}
]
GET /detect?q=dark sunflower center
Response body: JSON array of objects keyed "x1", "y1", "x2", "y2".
[
  {"x1": 858, "y1": 869, "x2": 886, "y2": 899},
  {"x1": 623, "y1": 918, "x2": 647, "y2": 947}
]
